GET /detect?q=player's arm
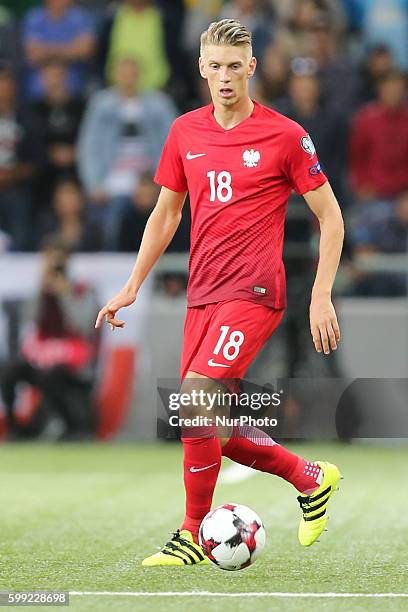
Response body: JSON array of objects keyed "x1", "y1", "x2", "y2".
[
  {"x1": 95, "y1": 186, "x2": 187, "y2": 329},
  {"x1": 25, "y1": 39, "x2": 94, "y2": 65},
  {"x1": 303, "y1": 181, "x2": 344, "y2": 355}
]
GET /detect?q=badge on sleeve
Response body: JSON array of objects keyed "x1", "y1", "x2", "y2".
[
  {"x1": 301, "y1": 134, "x2": 316, "y2": 157},
  {"x1": 309, "y1": 161, "x2": 322, "y2": 176}
]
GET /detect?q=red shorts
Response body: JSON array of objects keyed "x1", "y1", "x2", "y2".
[{"x1": 180, "y1": 299, "x2": 284, "y2": 382}]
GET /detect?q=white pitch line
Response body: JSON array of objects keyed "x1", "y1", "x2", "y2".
[{"x1": 70, "y1": 592, "x2": 408, "y2": 599}]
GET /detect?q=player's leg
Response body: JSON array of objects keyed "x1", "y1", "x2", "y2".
[
  {"x1": 142, "y1": 305, "x2": 220, "y2": 566},
  {"x1": 208, "y1": 301, "x2": 342, "y2": 546},
  {"x1": 175, "y1": 300, "x2": 292, "y2": 546},
  {"x1": 221, "y1": 429, "x2": 342, "y2": 546},
  {"x1": 142, "y1": 300, "x2": 341, "y2": 565},
  {"x1": 222, "y1": 428, "x2": 323, "y2": 493},
  {"x1": 178, "y1": 385, "x2": 333, "y2": 545},
  {"x1": 185, "y1": 299, "x2": 341, "y2": 547},
  {"x1": 179, "y1": 372, "x2": 222, "y2": 541},
  {"x1": 142, "y1": 371, "x2": 226, "y2": 566}
]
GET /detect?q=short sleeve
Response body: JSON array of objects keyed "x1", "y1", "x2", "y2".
[
  {"x1": 154, "y1": 121, "x2": 188, "y2": 192},
  {"x1": 282, "y1": 124, "x2": 327, "y2": 195}
]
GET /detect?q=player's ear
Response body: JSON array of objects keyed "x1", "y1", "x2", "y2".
[
  {"x1": 198, "y1": 56, "x2": 207, "y2": 79},
  {"x1": 248, "y1": 56, "x2": 257, "y2": 79}
]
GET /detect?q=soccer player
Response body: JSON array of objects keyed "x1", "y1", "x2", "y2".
[{"x1": 95, "y1": 19, "x2": 344, "y2": 566}]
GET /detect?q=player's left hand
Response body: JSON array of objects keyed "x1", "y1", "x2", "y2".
[{"x1": 309, "y1": 294, "x2": 340, "y2": 355}]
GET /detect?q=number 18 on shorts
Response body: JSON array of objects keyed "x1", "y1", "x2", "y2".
[{"x1": 180, "y1": 299, "x2": 285, "y2": 382}]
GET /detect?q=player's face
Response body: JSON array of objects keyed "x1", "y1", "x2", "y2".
[{"x1": 199, "y1": 45, "x2": 256, "y2": 108}]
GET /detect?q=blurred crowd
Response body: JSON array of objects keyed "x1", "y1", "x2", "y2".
[
  {"x1": 1, "y1": 234, "x2": 99, "y2": 440},
  {"x1": 0, "y1": 0, "x2": 407, "y2": 295}
]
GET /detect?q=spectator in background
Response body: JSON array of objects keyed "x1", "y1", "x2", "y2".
[
  {"x1": 182, "y1": 0, "x2": 224, "y2": 53},
  {"x1": 350, "y1": 71, "x2": 408, "y2": 202},
  {"x1": 253, "y1": 43, "x2": 289, "y2": 106},
  {"x1": 0, "y1": 234, "x2": 99, "y2": 440},
  {"x1": 0, "y1": 67, "x2": 39, "y2": 251},
  {"x1": 362, "y1": 0, "x2": 408, "y2": 71},
  {"x1": 270, "y1": 3, "x2": 357, "y2": 115},
  {"x1": 270, "y1": 0, "x2": 346, "y2": 33},
  {"x1": 349, "y1": 190, "x2": 408, "y2": 296},
  {"x1": 352, "y1": 189, "x2": 408, "y2": 254},
  {"x1": 155, "y1": 0, "x2": 188, "y2": 105},
  {"x1": 36, "y1": 179, "x2": 101, "y2": 252},
  {"x1": 103, "y1": 0, "x2": 170, "y2": 93},
  {"x1": 118, "y1": 171, "x2": 159, "y2": 252},
  {"x1": 78, "y1": 56, "x2": 176, "y2": 250},
  {"x1": 0, "y1": 6, "x2": 20, "y2": 74},
  {"x1": 359, "y1": 45, "x2": 395, "y2": 104},
  {"x1": 22, "y1": 0, "x2": 95, "y2": 100},
  {"x1": 31, "y1": 59, "x2": 85, "y2": 208},
  {"x1": 278, "y1": 71, "x2": 347, "y2": 204},
  {"x1": 118, "y1": 170, "x2": 190, "y2": 252},
  {"x1": 305, "y1": 14, "x2": 360, "y2": 116},
  {"x1": 219, "y1": 0, "x2": 274, "y2": 62},
  {"x1": 273, "y1": 0, "x2": 332, "y2": 60}
]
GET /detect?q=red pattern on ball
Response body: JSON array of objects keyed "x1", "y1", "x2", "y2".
[
  {"x1": 243, "y1": 521, "x2": 260, "y2": 553},
  {"x1": 222, "y1": 504, "x2": 236, "y2": 512},
  {"x1": 200, "y1": 535, "x2": 220, "y2": 563}
]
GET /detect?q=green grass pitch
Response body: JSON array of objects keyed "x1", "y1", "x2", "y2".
[{"x1": 0, "y1": 442, "x2": 407, "y2": 611}]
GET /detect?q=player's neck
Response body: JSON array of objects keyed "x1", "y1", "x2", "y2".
[{"x1": 212, "y1": 97, "x2": 254, "y2": 131}]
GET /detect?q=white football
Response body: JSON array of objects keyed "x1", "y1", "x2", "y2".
[{"x1": 199, "y1": 503, "x2": 266, "y2": 571}]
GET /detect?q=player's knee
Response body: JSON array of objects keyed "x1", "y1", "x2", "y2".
[
  {"x1": 179, "y1": 378, "x2": 206, "y2": 419},
  {"x1": 179, "y1": 375, "x2": 220, "y2": 419}
]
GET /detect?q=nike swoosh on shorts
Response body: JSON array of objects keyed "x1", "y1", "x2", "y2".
[{"x1": 207, "y1": 359, "x2": 231, "y2": 368}]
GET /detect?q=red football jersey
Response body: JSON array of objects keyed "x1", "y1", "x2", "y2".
[{"x1": 154, "y1": 100, "x2": 327, "y2": 308}]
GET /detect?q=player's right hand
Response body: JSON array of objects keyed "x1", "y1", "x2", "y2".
[{"x1": 95, "y1": 287, "x2": 137, "y2": 330}]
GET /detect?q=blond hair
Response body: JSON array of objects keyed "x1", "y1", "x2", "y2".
[{"x1": 200, "y1": 19, "x2": 252, "y2": 56}]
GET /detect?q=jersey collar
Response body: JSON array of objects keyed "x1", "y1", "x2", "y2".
[{"x1": 208, "y1": 99, "x2": 260, "y2": 132}]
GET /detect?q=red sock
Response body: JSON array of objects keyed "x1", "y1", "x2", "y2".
[
  {"x1": 222, "y1": 425, "x2": 322, "y2": 494},
  {"x1": 180, "y1": 432, "x2": 221, "y2": 543}
]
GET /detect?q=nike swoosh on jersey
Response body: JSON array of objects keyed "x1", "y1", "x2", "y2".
[
  {"x1": 186, "y1": 151, "x2": 206, "y2": 160},
  {"x1": 207, "y1": 359, "x2": 231, "y2": 368},
  {"x1": 190, "y1": 462, "x2": 219, "y2": 473}
]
